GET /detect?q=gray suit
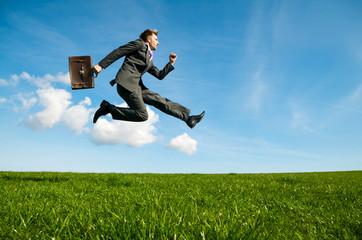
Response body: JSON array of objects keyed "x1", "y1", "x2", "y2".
[{"x1": 98, "y1": 39, "x2": 190, "y2": 122}]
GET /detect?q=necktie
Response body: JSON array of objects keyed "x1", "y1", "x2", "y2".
[{"x1": 149, "y1": 50, "x2": 153, "y2": 61}]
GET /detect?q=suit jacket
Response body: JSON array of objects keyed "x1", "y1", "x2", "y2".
[{"x1": 98, "y1": 39, "x2": 174, "y2": 92}]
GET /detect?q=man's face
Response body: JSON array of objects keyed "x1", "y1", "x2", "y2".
[{"x1": 147, "y1": 34, "x2": 159, "y2": 50}]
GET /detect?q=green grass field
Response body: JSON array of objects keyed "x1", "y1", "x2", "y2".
[{"x1": 0, "y1": 171, "x2": 360, "y2": 239}]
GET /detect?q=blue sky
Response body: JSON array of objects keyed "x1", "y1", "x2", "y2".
[{"x1": 0, "y1": 0, "x2": 361, "y2": 173}]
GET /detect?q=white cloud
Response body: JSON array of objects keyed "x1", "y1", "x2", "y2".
[
  {"x1": 19, "y1": 72, "x2": 32, "y2": 81},
  {"x1": 7, "y1": 72, "x2": 90, "y2": 134},
  {"x1": 23, "y1": 87, "x2": 71, "y2": 131},
  {"x1": 0, "y1": 74, "x2": 20, "y2": 86},
  {"x1": 14, "y1": 93, "x2": 37, "y2": 111},
  {"x1": 38, "y1": 72, "x2": 70, "y2": 87},
  {"x1": 0, "y1": 97, "x2": 9, "y2": 103},
  {"x1": 168, "y1": 133, "x2": 198, "y2": 155},
  {"x1": 19, "y1": 87, "x2": 93, "y2": 134},
  {"x1": 90, "y1": 103, "x2": 159, "y2": 147},
  {"x1": 28, "y1": 72, "x2": 70, "y2": 88},
  {"x1": 0, "y1": 71, "x2": 70, "y2": 88},
  {"x1": 62, "y1": 97, "x2": 93, "y2": 135},
  {"x1": 0, "y1": 78, "x2": 9, "y2": 86}
]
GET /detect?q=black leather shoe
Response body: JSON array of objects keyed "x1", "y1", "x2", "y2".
[
  {"x1": 93, "y1": 100, "x2": 111, "y2": 123},
  {"x1": 186, "y1": 111, "x2": 205, "y2": 129}
]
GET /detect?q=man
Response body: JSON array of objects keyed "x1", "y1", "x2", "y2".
[{"x1": 93, "y1": 29, "x2": 205, "y2": 128}]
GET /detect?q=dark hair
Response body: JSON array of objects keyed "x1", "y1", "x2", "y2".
[{"x1": 140, "y1": 29, "x2": 158, "y2": 41}]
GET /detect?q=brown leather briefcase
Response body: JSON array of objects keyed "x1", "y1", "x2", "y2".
[{"x1": 69, "y1": 56, "x2": 94, "y2": 90}]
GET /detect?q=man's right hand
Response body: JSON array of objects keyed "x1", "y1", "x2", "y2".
[{"x1": 93, "y1": 65, "x2": 103, "y2": 77}]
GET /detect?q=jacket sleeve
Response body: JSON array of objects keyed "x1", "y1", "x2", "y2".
[
  {"x1": 98, "y1": 39, "x2": 143, "y2": 69},
  {"x1": 147, "y1": 62, "x2": 175, "y2": 80}
]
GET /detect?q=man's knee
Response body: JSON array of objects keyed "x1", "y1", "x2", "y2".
[{"x1": 136, "y1": 109, "x2": 148, "y2": 122}]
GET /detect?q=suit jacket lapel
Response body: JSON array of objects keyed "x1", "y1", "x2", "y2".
[
  {"x1": 145, "y1": 44, "x2": 150, "y2": 66},
  {"x1": 141, "y1": 42, "x2": 153, "y2": 76}
]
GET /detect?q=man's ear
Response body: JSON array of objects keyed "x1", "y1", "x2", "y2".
[{"x1": 146, "y1": 36, "x2": 151, "y2": 44}]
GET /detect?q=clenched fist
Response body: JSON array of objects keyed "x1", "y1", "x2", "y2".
[{"x1": 169, "y1": 53, "x2": 177, "y2": 64}]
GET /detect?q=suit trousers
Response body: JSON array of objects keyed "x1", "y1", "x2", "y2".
[{"x1": 110, "y1": 84, "x2": 191, "y2": 122}]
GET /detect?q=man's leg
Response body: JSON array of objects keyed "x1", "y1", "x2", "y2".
[
  {"x1": 95, "y1": 86, "x2": 205, "y2": 127},
  {"x1": 109, "y1": 85, "x2": 148, "y2": 122},
  {"x1": 142, "y1": 89, "x2": 191, "y2": 122}
]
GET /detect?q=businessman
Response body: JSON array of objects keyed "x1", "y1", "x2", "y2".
[{"x1": 93, "y1": 29, "x2": 205, "y2": 128}]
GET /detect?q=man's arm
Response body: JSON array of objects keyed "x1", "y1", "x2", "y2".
[
  {"x1": 147, "y1": 53, "x2": 177, "y2": 80},
  {"x1": 94, "y1": 39, "x2": 144, "y2": 75},
  {"x1": 147, "y1": 62, "x2": 175, "y2": 80}
]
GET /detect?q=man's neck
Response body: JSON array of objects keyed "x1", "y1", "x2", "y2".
[{"x1": 146, "y1": 42, "x2": 155, "y2": 51}]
